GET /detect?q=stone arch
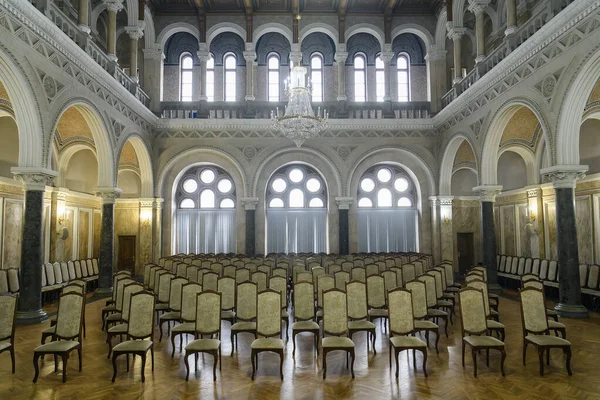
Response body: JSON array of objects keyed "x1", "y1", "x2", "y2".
[
  {"x1": 498, "y1": 145, "x2": 538, "y2": 186},
  {"x1": 252, "y1": 23, "x2": 293, "y2": 47},
  {"x1": 453, "y1": 0, "x2": 468, "y2": 27},
  {"x1": 439, "y1": 134, "x2": 478, "y2": 195},
  {"x1": 116, "y1": 134, "x2": 154, "y2": 198},
  {"x1": 143, "y1": 6, "x2": 156, "y2": 49},
  {"x1": 299, "y1": 23, "x2": 339, "y2": 51},
  {"x1": 157, "y1": 22, "x2": 200, "y2": 51},
  {"x1": 391, "y1": 23, "x2": 434, "y2": 52},
  {"x1": 56, "y1": 142, "x2": 97, "y2": 188},
  {"x1": 435, "y1": 9, "x2": 449, "y2": 51},
  {"x1": 345, "y1": 23, "x2": 385, "y2": 51},
  {"x1": 206, "y1": 22, "x2": 247, "y2": 47}
]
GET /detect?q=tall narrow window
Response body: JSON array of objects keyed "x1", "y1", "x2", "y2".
[
  {"x1": 310, "y1": 53, "x2": 323, "y2": 102},
  {"x1": 180, "y1": 53, "x2": 193, "y2": 102},
  {"x1": 397, "y1": 54, "x2": 410, "y2": 102},
  {"x1": 354, "y1": 54, "x2": 366, "y2": 102},
  {"x1": 224, "y1": 53, "x2": 236, "y2": 102},
  {"x1": 375, "y1": 55, "x2": 385, "y2": 102},
  {"x1": 206, "y1": 54, "x2": 214, "y2": 102},
  {"x1": 268, "y1": 54, "x2": 280, "y2": 102}
]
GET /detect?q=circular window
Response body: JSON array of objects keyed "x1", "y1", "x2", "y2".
[
  {"x1": 309, "y1": 198, "x2": 324, "y2": 207},
  {"x1": 394, "y1": 177, "x2": 409, "y2": 192},
  {"x1": 357, "y1": 164, "x2": 416, "y2": 210},
  {"x1": 220, "y1": 198, "x2": 235, "y2": 208},
  {"x1": 182, "y1": 179, "x2": 198, "y2": 193},
  {"x1": 289, "y1": 168, "x2": 304, "y2": 183},
  {"x1": 358, "y1": 198, "x2": 373, "y2": 207},
  {"x1": 177, "y1": 165, "x2": 236, "y2": 211},
  {"x1": 306, "y1": 178, "x2": 321, "y2": 193},
  {"x1": 360, "y1": 178, "x2": 375, "y2": 192},
  {"x1": 272, "y1": 178, "x2": 287, "y2": 193},
  {"x1": 217, "y1": 179, "x2": 232, "y2": 193},
  {"x1": 377, "y1": 168, "x2": 392, "y2": 183},
  {"x1": 267, "y1": 164, "x2": 326, "y2": 209},
  {"x1": 200, "y1": 169, "x2": 215, "y2": 184},
  {"x1": 269, "y1": 198, "x2": 284, "y2": 208}
]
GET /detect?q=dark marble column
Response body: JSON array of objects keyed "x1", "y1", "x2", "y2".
[
  {"x1": 12, "y1": 168, "x2": 57, "y2": 324},
  {"x1": 473, "y1": 186, "x2": 502, "y2": 292},
  {"x1": 242, "y1": 198, "x2": 259, "y2": 256},
  {"x1": 336, "y1": 197, "x2": 353, "y2": 255},
  {"x1": 96, "y1": 189, "x2": 121, "y2": 294},
  {"x1": 542, "y1": 166, "x2": 588, "y2": 318}
]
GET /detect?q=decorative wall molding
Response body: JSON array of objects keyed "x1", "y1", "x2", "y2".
[{"x1": 473, "y1": 185, "x2": 503, "y2": 202}]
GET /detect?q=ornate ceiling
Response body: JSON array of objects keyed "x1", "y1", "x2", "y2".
[{"x1": 500, "y1": 107, "x2": 541, "y2": 149}]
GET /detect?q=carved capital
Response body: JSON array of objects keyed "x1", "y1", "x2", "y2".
[
  {"x1": 11, "y1": 167, "x2": 57, "y2": 191},
  {"x1": 95, "y1": 187, "x2": 123, "y2": 204},
  {"x1": 143, "y1": 48, "x2": 164, "y2": 60},
  {"x1": 335, "y1": 197, "x2": 353, "y2": 210},
  {"x1": 379, "y1": 51, "x2": 394, "y2": 64},
  {"x1": 241, "y1": 197, "x2": 259, "y2": 211},
  {"x1": 447, "y1": 27, "x2": 467, "y2": 41},
  {"x1": 125, "y1": 26, "x2": 144, "y2": 40},
  {"x1": 541, "y1": 165, "x2": 588, "y2": 189},
  {"x1": 524, "y1": 185, "x2": 541, "y2": 198},
  {"x1": 153, "y1": 198, "x2": 165, "y2": 209},
  {"x1": 139, "y1": 198, "x2": 155, "y2": 208},
  {"x1": 428, "y1": 196, "x2": 439, "y2": 207},
  {"x1": 243, "y1": 51, "x2": 257, "y2": 63},
  {"x1": 102, "y1": 0, "x2": 124, "y2": 13},
  {"x1": 473, "y1": 185, "x2": 503, "y2": 202},
  {"x1": 468, "y1": 0, "x2": 489, "y2": 15},
  {"x1": 438, "y1": 196, "x2": 454, "y2": 206},
  {"x1": 334, "y1": 51, "x2": 348, "y2": 63}
]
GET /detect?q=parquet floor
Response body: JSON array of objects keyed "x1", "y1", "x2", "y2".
[{"x1": 1, "y1": 292, "x2": 600, "y2": 400}]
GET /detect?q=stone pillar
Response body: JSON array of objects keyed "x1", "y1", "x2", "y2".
[
  {"x1": 143, "y1": 48, "x2": 164, "y2": 113},
  {"x1": 336, "y1": 197, "x2": 353, "y2": 255},
  {"x1": 103, "y1": 0, "x2": 123, "y2": 63},
  {"x1": 78, "y1": 0, "x2": 90, "y2": 33},
  {"x1": 468, "y1": 1, "x2": 489, "y2": 64},
  {"x1": 447, "y1": 27, "x2": 466, "y2": 84},
  {"x1": 242, "y1": 198, "x2": 259, "y2": 256},
  {"x1": 125, "y1": 25, "x2": 144, "y2": 82},
  {"x1": 379, "y1": 50, "x2": 394, "y2": 101},
  {"x1": 11, "y1": 167, "x2": 57, "y2": 324},
  {"x1": 334, "y1": 50, "x2": 348, "y2": 101},
  {"x1": 439, "y1": 196, "x2": 454, "y2": 262},
  {"x1": 473, "y1": 185, "x2": 502, "y2": 289},
  {"x1": 429, "y1": 196, "x2": 441, "y2": 264},
  {"x1": 138, "y1": 199, "x2": 153, "y2": 271},
  {"x1": 153, "y1": 198, "x2": 163, "y2": 261},
  {"x1": 289, "y1": 43, "x2": 302, "y2": 67},
  {"x1": 95, "y1": 188, "x2": 122, "y2": 294},
  {"x1": 424, "y1": 48, "x2": 447, "y2": 114},
  {"x1": 541, "y1": 165, "x2": 588, "y2": 318},
  {"x1": 243, "y1": 47, "x2": 257, "y2": 101},
  {"x1": 505, "y1": 0, "x2": 518, "y2": 36},
  {"x1": 197, "y1": 43, "x2": 209, "y2": 101}
]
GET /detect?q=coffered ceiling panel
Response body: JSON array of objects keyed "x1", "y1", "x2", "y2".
[
  {"x1": 300, "y1": 0, "x2": 338, "y2": 13},
  {"x1": 252, "y1": 0, "x2": 291, "y2": 13},
  {"x1": 147, "y1": 0, "x2": 197, "y2": 14},
  {"x1": 346, "y1": 0, "x2": 387, "y2": 14},
  {"x1": 203, "y1": 0, "x2": 246, "y2": 12}
]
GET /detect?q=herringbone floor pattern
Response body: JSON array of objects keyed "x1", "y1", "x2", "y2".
[{"x1": 1, "y1": 293, "x2": 600, "y2": 399}]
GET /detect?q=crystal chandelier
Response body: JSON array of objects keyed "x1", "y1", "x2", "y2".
[{"x1": 272, "y1": 65, "x2": 328, "y2": 147}]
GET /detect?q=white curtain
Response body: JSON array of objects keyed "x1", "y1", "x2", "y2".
[
  {"x1": 176, "y1": 210, "x2": 236, "y2": 254},
  {"x1": 267, "y1": 210, "x2": 327, "y2": 254},
  {"x1": 357, "y1": 209, "x2": 418, "y2": 253}
]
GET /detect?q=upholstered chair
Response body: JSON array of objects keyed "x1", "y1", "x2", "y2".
[
  {"x1": 334, "y1": 270, "x2": 350, "y2": 291},
  {"x1": 210, "y1": 262, "x2": 224, "y2": 276},
  {"x1": 311, "y1": 266, "x2": 326, "y2": 285},
  {"x1": 42, "y1": 283, "x2": 86, "y2": 345},
  {"x1": 316, "y1": 275, "x2": 335, "y2": 322},
  {"x1": 171, "y1": 282, "x2": 203, "y2": 357},
  {"x1": 218, "y1": 276, "x2": 236, "y2": 327},
  {"x1": 432, "y1": 266, "x2": 458, "y2": 301},
  {"x1": 440, "y1": 262, "x2": 461, "y2": 290},
  {"x1": 230, "y1": 281, "x2": 258, "y2": 354},
  {"x1": 520, "y1": 287, "x2": 572, "y2": 376},
  {"x1": 106, "y1": 282, "x2": 144, "y2": 358},
  {"x1": 235, "y1": 268, "x2": 250, "y2": 284},
  {"x1": 405, "y1": 280, "x2": 440, "y2": 352},
  {"x1": 466, "y1": 280, "x2": 505, "y2": 340},
  {"x1": 292, "y1": 281, "x2": 319, "y2": 356},
  {"x1": 250, "y1": 289, "x2": 285, "y2": 380},
  {"x1": 33, "y1": 292, "x2": 84, "y2": 383},
  {"x1": 184, "y1": 291, "x2": 222, "y2": 381},
  {"x1": 101, "y1": 274, "x2": 129, "y2": 329},
  {"x1": 388, "y1": 288, "x2": 428, "y2": 377},
  {"x1": 365, "y1": 264, "x2": 379, "y2": 278},
  {"x1": 158, "y1": 277, "x2": 187, "y2": 341},
  {"x1": 146, "y1": 265, "x2": 162, "y2": 291},
  {"x1": 367, "y1": 275, "x2": 388, "y2": 330},
  {"x1": 471, "y1": 267, "x2": 500, "y2": 306},
  {"x1": 104, "y1": 277, "x2": 135, "y2": 331},
  {"x1": 258, "y1": 265, "x2": 271, "y2": 277},
  {"x1": 272, "y1": 267, "x2": 287, "y2": 280},
  {"x1": 522, "y1": 279, "x2": 560, "y2": 322},
  {"x1": 176, "y1": 263, "x2": 188, "y2": 278},
  {"x1": 346, "y1": 280, "x2": 377, "y2": 353},
  {"x1": 328, "y1": 264, "x2": 342, "y2": 276},
  {"x1": 252, "y1": 271, "x2": 268, "y2": 292},
  {"x1": 111, "y1": 291, "x2": 156, "y2": 383},
  {"x1": 426, "y1": 271, "x2": 454, "y2": 320},
  {"x1": 223, "y1": 265, "x2": 236, "y2": 278},
  {"x1": 322, "y1": 288, "x2": 355, "y2": 379},
  {"x1": 401, "y1": 264, "x2": 416, "y2": 285},
  {"x1": 154, "y1": 272, "x2": 175, "y2": 320},
  {"x1": 382, "y1": 270, "x2": 398, "y2": 293},
  {"x1": 521, "y1": 273, "x2": 539, "y2": 282},
  {"x1": 202, "y1": 271, "x2": 219, "y2": 292},
  {"x1": 351, "y1": 267, "x2": 366, "y2": 283},
  {"x1": 0, "y1": 293, "x2": 17, "y2": 373},
  {"x1": 417, "y1": 274, "x2": 450, "y2": 333},
  {"x1": 269, "y1": 276, "x2": 289, "y2": 338},
  {"x1": 458, "y1": 287, "x2": 506, "y2": 377}
]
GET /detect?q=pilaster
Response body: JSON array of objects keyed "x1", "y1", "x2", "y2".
[
  {"x1": 95, "y1": 187, "x2": 122, "y2": 294},
  {"x1": 473, "y1": 185, "x2": 502, "y2": 288},
  {"x1": 336, "y1": 197, "x2": 353, "y2": 255},
  {"x1": 242, "y1": 198, "x2": 259, "y2": 255}
]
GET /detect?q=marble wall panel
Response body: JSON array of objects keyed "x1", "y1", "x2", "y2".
[
  {"x1": 517, "y1": 204, "x2": 532, "y2": 258},
  {"x1": 78, "y1": 210, "x2": 90, "y2": 259},
  {"x1": 501, "y1": 206, "x2": 516, "y2": 255},
  {"x1": 2, "y1": 199, "x2": 22, "y2": 269},
  {"x1": 63, "y1": 208, "x2": 75, "y2": 261},
  {"x1": 575, "y1": 195, "x2": 594, "y2": 264},
  {"x1": 93, "y1": 211, "x2": 101, "y2": 258},
  {"x1": 452, "y1": 201, "x2": 482, "y2": 264},
  {"x1": 114, "y1": 207, "x2": 139, "y2": 271},
  {"x1": 544, "y1": 201, "x2": 557, "y2": 260}
]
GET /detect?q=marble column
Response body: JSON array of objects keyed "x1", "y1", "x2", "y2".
[
  {"x1": 380, "y1": 50, "x2": 394, "y2": 101},
  {"x1": 473, "y1": 185, "x2": 502, "y2": 289},
  {"x1": 197, "y1": 44, "x2": 209, "y2": 101},
  {"x1": 439, "y1": 196, "x2": 454, "y2": 262},
  {"x1": 102, "y1": 0, "x2": 123, "y2": 63},
  {"x1": 334, "y1": 50, "x2": 348, "y2": 101},
  {"x1": 447, "y1": 27, "x2": 466, "y2": 84},
  {"x1": 125, "y1": 25, "x2": 144, "y2": 82},
  {"x1": 505, "y1": 0, "x2": 518, "y2": 36},
  {"x1": 336, "y1": 197, "x2": 353, "y2": 255},
  {"x1": 541, "y1": 165, "x2": 588, "y2": 318},
  {"x1": 468, "y1": 1, "x2": 489, "y2": 64},
  {"x1": 143, "y1": 48, "x2": 164, "y2": 113},
  {"x1": 244, "y1": 46, "x2": 257, "y2": 101},
  {"x1": 429, "y1": 196, "x2": 441, "y2": 264},
  {"x1": 425, "y1": 48, "x2": 447, "y2": 114},
  {"x1": 11, "y1": 167, "x2": 57, "y2": 324},
  {"x1": 78, "y1": 0, "x2": 90, "y2": 34},
  {"x1": 95, "y1": 188, "x2": 122, "y2": 294},
  {"x1": 152, "y1": 198, "x2": 164, "y2": 261},
  {"x1": 242, "y1": 198, "x2": 259, "y2": 256}
]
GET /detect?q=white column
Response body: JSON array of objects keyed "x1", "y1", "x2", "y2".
[
  {"x1": 447, "y1": 27, "x2": 466, "y2": 84},
  {"x1": 380, "y1": 50, "x2": 394, "y2": 101},
  {"x1": 505, "y1": 0, "x2": 518, "y2": 36},
  {"x1": 468, "y1": 1, "x2": 490, "y2": 64},
  {"x1": 142, "y1": 48, "x2": 164, "y2": 113},
  {"x1": 429, "y1": 196, "x2": 441, "y2": 263},
  {"x1": 125, "y1": 25, "x2": 144, "y2": 82},
  {"x1": 424, "y1": 47, "x2": 447, "y2": 113},
  {"x1": 102, "y1": 0, "x2": 123, "y2": 63},
  {"x1": 243, "y1": 47, "x2": 257, "y2": 101},
  {"x1": 289, "y1": 43, "x2": 302, "y2": 67},
  {"x1": 439, "y1": 196, "x2": 454, "y2": 262},
  {"x1": 334, "y1": 50, "x2": 348, "y2": 101},
  {"x1": 197, "y1": 43, "x2": 210, "y2": 101},
  {"x1": 78, "y1": 0, "x2": 90, "y2": 34}
]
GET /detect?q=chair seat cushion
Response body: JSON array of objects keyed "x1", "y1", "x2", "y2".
[
  {"x1": 112, "y1": 340, "x2": 153, "y2": 352},
  {"x1": 102, "y1": 304, "x2": 117, "y2": 312},
  {"x1": 159, "y1": 311, "x2": 181, "y2": 321},
  {"x1": 463, "y1": 335, "x2": 504, "y2": 348},
  {"x1": 490, "y1": 299, "x2": 498, "y2": 306},
  {"x1": 185, "y1": 338, "x2": 221, "y2": 352},
  {"x1": 221, "y1": 311, "x2": 236, "y2": 320},
  {"x1": 105, "y1": 313, "x2": 123, "y2": 322},
  {"x1": 348, "y1": 320, "x2": 376, "y2": 330},
  {"x1": 108, "y1": 324, "x2": 128, "y2": 334},
  {"x1": 489, "y1": 293, "x2": 499, "y2": 300},
  {"x1": 546, "y1": 309, "x2": 559, "y2": 317},
  {"x1": 322, "y1": 337, "x2": 355, "y2": 349},
  {"x1": 172, "y1": 322, "x2": 195, "y2": 333},
  {"x1": 231, "y1": 321, "x2": 256, "y2": 332},
  {"x1": 414, "y1": 320, "x2": 438, "y2": 330},
  {"x1": 548, "y1": 320, "x2": 566, "y2": 329},
  {"x1": 390, "y1": 336, "x2": 427, "y2": 348},
  {"x1": 486, "y1": 320, "x2": 505, "y2": 330},
  {"x1": 427, "y1": 309, "x2": 448, "y2": 317},
  {"x1": 42, "y1": 326, "x2": 56, "y2": 334},
  {"x1": 526, "y1": 335, "x2": 571, "y2": 346},
  {"x1": 34, "y1": 341, "x2": 79, "y2": 353},
  {"x1": 368, "y1": 309, "x2": 388, "y2": 317},
  {"x1": 437, "y1": 300, "x2": 453, "y2": 307},
  {"x1": 292, "y1": 321, "x2": 320, "y2": 331},
  {"x1": 155, "y1": 303, "x2": 170, "y2": 311},
  {"x1": 251, "y1": 338, "x2": 284, "y2": 350},
  {"x1": 0, "y1": 342, "x2": 12, "y2": 352},
  {"x1": 49, "y1": 316, "x2": 57, "y2": 323}
]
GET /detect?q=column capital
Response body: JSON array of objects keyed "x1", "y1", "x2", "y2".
[
  {"x1": 143, "y1": 48, "x2": 164, "y2": 60},
  {"x1": 425, "y1": 48, "x2": 447, "y2": 62},
  {"x1": 524, "y1": 185, "x2": 541, "y2": 198},
  {"x1": 243, "y1": 51, "x2": 257, "y2": 63},
  {"x1": 139, "y1": 198, "x2": 155, "y2": 208},
  {"x1": 334, "y1": 51, "x2": 348, "y2": 63},
  {"x1": 541, "y1": 165, "x2": 588, "y2": 189},
  {"x1": 467, "y1": 0, "x2": 490, "y2": 15},
  {"x1": 438, "y1": 196, "x2": 454, "y2": 206},
  {"x1": 102, "y1": 0, "x2": 123, "y2": 13},
  {"x1": 153, "y1": 198, "x2": 164, "y2": 209},
  {"x1": 379, "y1": 51, "x2": 395, "y2": 63},
  {"x1": 428, "y1": 196, "x2": 439, "y2": 207},
  {"x1": 11, "y1": 167, "x2": 57, "y2": 191},
  {"x1": 473, "y1": 185, "x2": 503, "y2": 202},
  {"x1": 447, "y1": 27, "x2": 467, "y2": 41},
  {"x1": 95, "y1": 187, "x2": 122, "y2": 204},
  {"x1": 241, "y1": 197, "x2": 259, "y2": 210},
  {"x1": 335, "y1": 197, "x2": 353, "y2": 210},
  {"x1": 125, "y1": 25, "x2": 144, "y2": 40}
]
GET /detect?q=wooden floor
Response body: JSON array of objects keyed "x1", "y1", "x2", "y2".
[{"x1": 1, "y1": 292, "x2": 600, "y2": 400}]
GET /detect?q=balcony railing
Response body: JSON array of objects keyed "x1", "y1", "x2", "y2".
[{"x1": 160, "y1": 100, "x2": 431, "y2": 120}]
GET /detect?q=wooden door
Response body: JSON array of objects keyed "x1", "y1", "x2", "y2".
[
  {"x1": 457, "y1": 233, "x2": 474, "y2": 275},
  {"x1": 118, "y1": 235, "x2": 136, "y2": 273}
]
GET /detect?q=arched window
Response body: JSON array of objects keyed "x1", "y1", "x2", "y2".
[
  {"x1": 310, "y1": 53, "x2": 323, "y2": 102},
  {"x1": 180, "y1": 53, "x2": 193, "y2": 102},
  {"x1": 268, "y1": 53, "x2": 280, "y2": 102},
  {"x1": 357, "y1": 164, "x2": 418, "y2": 252},
  {"x1": 224, "y1": 53, "x2": 236, "y2": 102},
  {"x1": 206, "y1": 54, "x2": 215, "y2": 102},
  {"x1": 354, "y1": 53, "x2": 367, "y2": 102},
  {"x1": 266, "y1": 164, "x2": 327, "y2": 254},
  {"x1": 397, "y1": 53, "x2": 410, "y2": 102},
  {"x1": 375, "y1": 55, "x2": 385, "y2": 102},
  {"x1": 175, "y1": 166, "x2": 236, "y2": 254}
]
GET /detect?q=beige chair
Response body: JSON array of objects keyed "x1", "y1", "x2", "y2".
[
  {"x1": 236, "y1": 268, "x2": 251, "y2": 284},
  {"x1": 111, "y1": 291, "x2": 156, "y2": 383},
  {"x1": 322, "y1": 288, "x2": 355, "y2": 379},
  {"x1": 155, "y1": 272, "x2": 175, "y2": 320},
  {"x1": 218, "y1": 276, "x2": 236, "y2": 327},
  {"x1": 291, "y1": 281, "x2": 319, "y2": 356},
  {"x1": 106, "y1": 282, "x2": 144, "y2": 358},
  {"x1": 388, "y1": 288, "x2": 428, "y2": 377},
  {"x1": 316, "y1": 275, "x2": 335, "y2": 322},
  {"x1": 367, "y1": 275, "x2": 388, "y2": 331},
  {"x1": 346, "y1": 280, "x2": 377, "y2": 355},
  {"x1": 43, "y1": 283, "x2": 87, "y2": 344},
  {"x1": 458, "y1": 287, "x2": 506, "y2": 377},
  {"x1": 184, "y1": 291, "x2": 222, "y2": 381},
  {"x1": 311, "y1": 266, "x2": 326, "y2": 285},
  {"x1": 351, "y1": 267, "x2": 366, "y2": 283},
  {"x1": 426, "y1": 271, "x2": 454, "y2": 321},
  {"x1": 467, "y1": 279, "x2": 505, "y2": 341},
  {"x1": 202, "y1": 271, "x2": 219, "y2": 292},
  {"x1": 33, "y1": 292, "x2": 84, "y2": 383},
  {"x1": 170, "y1": 282, "x2": 203, "y2": 357},
  {"x1": 0, "y1": 293, "x2": 17, "y2": 373},
  {"x1": 269, "y1": 276, "x2": 289, "y2": 338},
  {"x1": 223, "y1": 265, "x2": 236, "y2": 278},
  {"x1": 252, "y1": 271, "x2": 268, "y2": 292},
  {"x1": 272, "y1": 267, "x2": 287, "y2": 280},
  {"x1": 417, "y1": 274, "x2": 450, "y2": 333},
  {"x1": 334, "y1": 270, "x2": 350, "y2": 291},
  {"x1": 405, "y1": 280, "x2": 440, "y2": 352},
  {"x1": 520, "y1": 287, "x2": 572, "y2": 376},
  {"x1": 522, "y1": 278, "x2": 560, "y2": 321},
  {"x1": 251, "y1": 289, "x2": 285, "y2": 380},
  {"x1": 159, "y1": 277, "x2": 188, "y2": 341},
  {"x1": 101, "y1": 274, "x2": 128, "y2": 329},
  {"x1": 381, "y1": 270, "x2": 398, "y2": 293},
  {"x1": 365, "y1": 264, "x2": 379, "y2": 278},
  {"x1": 230, "y1": 281, "x2": 258, "y2": 354}
]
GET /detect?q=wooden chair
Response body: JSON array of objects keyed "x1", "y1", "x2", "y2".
[
  {"x1": 458, "y1": 287, "x2": 506, "y2": 377},
  {"x1": 155, "y1": 272, "x2": 175, "y2": 321},
  {"x1": 0, "y1": 293, "x2": 17, "y2": 373},
  {"x1": 184, "y1": 291, "x2": 222, "y2": 381},
  {"x1": 252, "y1": 271, "x2": 268, "y2": 292},
  {"x1": 158, "y1": 277, "x2": 187, "y2": 341},
  {"x1": 171, "y1": 282, "x2": 203, "y2": 357},
  {"x1": 316, "y1": 275, "x2": 335, "y2": 322},
  {"x1": 202, "y1": 271, "x2": 219, "y2": 292},
  {"x1": 346, "y1": 280, "x2": 377, "y2": 353},
  {"x1": 426, "y1": 271, "x2": 454, "y2": 321},
  {"x1": 520, "y1": 287, "x2": 572, "y2": 376},
  {"x1": 106, "y1": 282, "x2": 144, "y2": 358},
  {"x1": 235, "y1": 268, "x2": 250, "y2": 284},
  {"x1": 43, "y1": 283, "x2": 87, "y2": 344},
  {"x1": 269, "y1": 276, "x2": 289, "y2": 338},
  {"x1": 111, "y1": 291, "x2": 156, "y2": 383},
  {"x1": 104, "y1": 277, "x2": 135, "y2": 331},
  {"x1": 251, "y1": 289, "x2": 285, "y2": 380},
  {"x1": 223, "y1": 265, "x2": 236, "y2": 278},
  {"x1": 101, "y1": 274, "x2": 128, "y2": 329},
  {"x1": 367, "y1": 275, "x2": 388, "y2": 331},
  {"x1": 388, "y1": 288, "x2": 428, "y2": 377},
  {"x1": 322, "y1": 288, "x2": 355, "y2": 379},
  {"x1": 522, "y1": 278, "x2": 560, "y2": 321},
  {"x1": 467, "y1": 279, "x2": 505, "y2": 340},
  {"x1": 291, "y1": 281, "x2": 319, "y2": 356},
  {"x1": 334, "y1": 270, "x2": 350, "y2": 290},
  {"x1": 405, "y1": 280, "x2": 440, "y2": 352},
  {"x1": 382, "y1": 270, "x2": 398, "y2": 293},
  {"x1": 33, "y1": 292, "x2": 84, "y2": 383},
  {"x1": 218, "y1": 276, "x2": 236, "y2": 327},
  {"x1": 351, "y1": 267, "x2": 366, "y2": 283},
  {"x1": 230, "y1": 281, "x2": 257, "y2": 354},
  {"x1": 365, "y1": 264, "x2": 379, "y2": 278},
  {"x1": 417, "y1": 274, "x2": 450, "y2": 334}
]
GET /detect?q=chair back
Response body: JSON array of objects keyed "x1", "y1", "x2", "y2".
[
  {"x1": 417, "y1": 274, "x2": 437, "y2": 308},
  {"x1": 441, "y1": 263, "x2": 454, "y2": 286},
  {"x1": 224, "y1": 265, "x2": 236, "y2": 278},
  {"x1": 432, "y1": 267, "x2": 448, "y2": 291},
  {"x1": 55, "y1": 292, "x2": 85, "y2": 340},
  {"x1": 390, "y1": 267, "x2": 403, "y2": 287},
  {"x1": 236, "y1": 281, "x2": 258, "y2": 321},
  {"x1": 520, "y1": 287, "x2": 550, "y2": 334},
  {"x1": 251, "y1": 271, "x2": 268, "y2": 292},
  {"x1": 256, "y1": 289, "x2": 282, "y2": 338},
  {"x1": 202, "y1": 271, "x2": 219, "y2": 292},
  {"x1": 169, "y1": 277, "x2": 188, "y2": 311},
  {"x1": 194, "y1": 291, "x2": 222, "y2": 336},
  {"x1": 523, "y1": 279, "x2": 544, "y2": 290},
  {"x1": 122, "y1": 282, "x2": 144, "y2": 322},
  {"x1": 428, "y1": 271, "x2": 445, "y2": 299},
  {"x1": 458, "y1": 287, "x2": 488, "y2": 336},
  {"x1": 143, "y1": 264, "x2": 154, "y2": 286},
  {"x1": 317, "y1": 275, "x2": 335, "y2": 309},
  {"x1": 521, "y1": 274, "x2": 539, "y2": 282},
  {"x1": 351, "y1": 267, "x2": 366, "y2": 283},
  {"x1": 365, "y1": 264, "x2": 379, "y2": 278},
  {"x1": 176, "y1": 263, "x2": 188, "y2": 278},
  {"x1": 186, "y1": 265, "x2": 199, "y2": 282},
  {"x1": 115, "y1": 278, "x2": 135, "y2": 311},
  {"x1": 388, "y1": 288, "x2": 415, "y2": 336},
  {"x1": 0, "y1": 293, "x2": 17, "y2": 341},
  {"x1": 157, "y1": 273, "x2": 175, "y2": 303},
  {"x1": 62, "y1": 284, "x2": 85, "y2": 295},
  {"x1": 180, "y1": 282, "x2": 203, "y2": 322},
  {"x1": 218, "y1": 276, "x2": 236, "y2": 311},
  {"x1": 272, "y1": 267, "x2": 287, "y2": 280},
  {"x1": 381, "y1": 270, "x2": 398, "y2": 294},
  {"x1": 147, "y1": 266, "x2": 160, "y2": 290},
  {"x1": 402, "y1": 264, "x2": 416, "y2": 284},
  {"x1": 67, "y1": 261, "x2": 77, "y2": 281},
  {"x1": 346, "y1": 280, "x2": 368, "y2": 320},
  {"x1": 323, "y1": 288, "x2": 348, "y2": 337},
  {"x1": 236, "y1": 268, "x2": 250, "y2": 284},
  {"x1": 405, "y1": 280, "x2": 428, "y2": 319},
  {"x1": 293, "y1": 281, "x2": 315, "y2": 321},
  {"x1": 367, "y1": 275, "x2": 386, "y2": 309},
  {"x1": 466, "y1": 279, "x2": 492, "y2": 317},
  {"x1": 210, "y1": 263, "x2": 224, "y2": 276},
  {"x1": 127, "y1": 291, "x2": 156, "y2": 339},
  {"x1": 67, "y1": 279, "x2": 87, "y2": 291},
  {"x1": 269, "y1": 276, "x2": 287, "y2": 309},
  {"x1": 152, "y1": 269, "x2": 168, "y2": 294},
  {"x1": 257, "y1": 265, "x2": 271, "y2": 277},
  {"x1": 312, "y1": 266, "x2": 326, "y2": 283}
]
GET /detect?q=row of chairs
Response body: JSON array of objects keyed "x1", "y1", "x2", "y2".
[
  {"x1": 41, "y1": 259, "x2": 100, "y2": 297},
  {"x1": 0, "y1": 268, "x2": 19, "y2": 294}
]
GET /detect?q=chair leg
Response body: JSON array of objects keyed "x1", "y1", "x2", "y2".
[
  {"x1": 171, "y1": 333, "x2": 177, "y2": 358},
  {"x1": 538, "y1": 348, "x2": 545, "y2": 376},
  {"x1": 151, "y1": 346, "x2": 155, "y2": 371},
  {"x1": 322, "y1": 350, "x2": 327, "y2": 379},
  {"x1": 523, "y1": 342, "x2": 528, "y2": 365},
  {"x1": 219, "y1": 347, "x2": 222, "y2": 370},
  {"x1": 230, "y1": 332, "x2": 235, "y2": 355},
  {"x1": 78, "y1": 347, "x2": 82, "y2": 372},
  {"x1": 279, "y1": 349, "x2": 284, "y2": 380},
  {"x1": 251, "y1": 350, "x2": 256, "y2": 380},
  {"x1": 388, "y1": 344, "x2": 392, "y2": 369},
  {"x1": 434, "y1": 330, "x2": 440, "y2": 354},
  {"x1": 472, "y1": 349, "x2": 478, "y2": 377},
  {"x1": 350, "y1": 349, "x2": 355, "y2": 379},
  {"x1": 159, "y1": 322, "x2": 164, "y2": 342},
  {"x1": 421, "y1": 348, "x2": 428, "y2": 377},
  {"x1": 500, "y1": 348, "x2": 506, "y2": 376},
  {"x1": 461, "y1": 342, "x2": 465, "y2": 367},
  {"x1": 565, "y1": 347, "x2": 572, "y2": 376},
  {"x1": 10, "y1": 346, "x2": 15, "y2": 374},
  {"x1": 141, "y1": 353, "x2": 147, "y2": 383},
  {"x1": 372, "y1": 329, "x2": 377, "y2": 354},
  {"x1": 32, "y1": 353, "x2": 40, "y2": 383},
  {"x1": 486, "y1": 349, "x2": 490, "y2": 367},
  {"x1": 395, "y1": 348, "x2": 400, "y2": 378},
  {"x1": 292, "y1": 331, "x2": 297, "y2": 356},
  {"x1": 111, "y1": 352, "x2": 118, "y2": 382},
  {"x1": 61, "y1": 354, "x2": 68, "y2": 383},
  {"x1": 184, "y1": 352, "x2": 191, "y2": 381}
]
